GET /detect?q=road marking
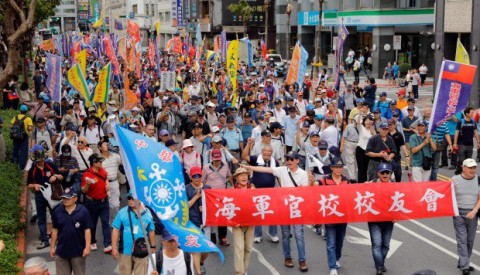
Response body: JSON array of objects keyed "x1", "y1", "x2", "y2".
[
  {"x1": 348, "y1": 226, "x2": 402, "y2": 259},
  {"x1": 408, "y1": 219, "x2": 480, "y2": 257},
  {"x1": 228, "y1": 228, "x2": 281, "y2": 275},
  {"x1": 395, "y1": 223, "x2": 480, "y2": 270}
]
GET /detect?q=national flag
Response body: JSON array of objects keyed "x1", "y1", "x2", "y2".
[
  {"x1": 93, "y1": 63, "x2": 111, "y2": 103},
  {"x1": 45, "y1": 53, "x2": 62, "y2": 103},
  {"x1": 113, "y1": 125, "x2": 224, "y2": 261},
  {"x1": 260, "y1": 38, "x2": 267, "y2": 59},
  {"x1": 114, "y1": 18, "x2": 124, "y2": 30},
  {"x1": 74, "y1": 49, "x2": 87, "y2": 78},
  {"x1": 334, "y1": 24, "x2": 349, "y2": 90},
  {"x1": 38, "y1": 38, "x2": 55, "y2": 51},
  {"x1": 428, "y1": 60, "x2": 477, "y2": 133},
  {"x1": 67, "y1": 63, "x2": 93, "y2": 107},
  {"x1": 455, "y1": 38, "x2": 470, "y2": 65},
  {"x1": 127, "y1": 19, "x2": 141, "y2": 43}
]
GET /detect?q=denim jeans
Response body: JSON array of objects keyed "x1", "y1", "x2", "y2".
[
  {"x1": 325, "y1": 223, "x2": 347, "y2": 270},
  {"x1": 254, "y1": 225, "x2": 278, "y2": 238},
  {"x1": 84, "y1": 198, "x2": 111, "y2": 247},
  {"x1": 368, "y1": 221, "x2": 394, "y2": 269},
  {"x1": 281, "y1": 225, "x2": 306, "y2": 262},
  {"x1": 34, "y1": 192, "x2": 52, "y2": 243},
  {"x1": 12, "y1": 138, "x2": 28, "y2": 170}
]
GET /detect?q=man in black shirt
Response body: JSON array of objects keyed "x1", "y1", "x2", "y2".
[
  {"x1": 387, "y1": 119, "x2": 407, "y2": 182},
  {"x1": 453, "y1": 107, "x2": 480, "y2": 175},
  {"x1": 241, "y1": 92, "x2": 256, "y2": 117},
  {"x1": 365, "y1": 122, "x2": 397, "y2": 181}
]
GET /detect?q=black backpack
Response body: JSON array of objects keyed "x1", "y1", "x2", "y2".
[
  {"x1": 156, "y1": 249, "x2": 192, "y2": 275},
  {"x1": 10, "y1": 115, "x2": 27, "y2": 140}
]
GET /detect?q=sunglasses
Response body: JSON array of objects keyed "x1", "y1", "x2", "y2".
[
  {"x1": 192, "y1": 174, "x2": 202, "y2": 179},
  {"x1": 127, "y1": 196, "x2": 134, "y2": 200},
  {"x1": 78, "y1": 141, "x2": 85, "y2": 144},
  {"x1": 380, "y1": 171, "x2": 391, "y2": 175},
  {"x1": 319, "y1": 148, "x2": 327, "y2": 150},
  {"x1": 286, "y1": 157, "x2": 296, "y2": 161}
]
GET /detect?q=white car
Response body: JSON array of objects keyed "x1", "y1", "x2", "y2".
[{"x1": 266, "y1": 54, "x2": 285, "y2": 67}]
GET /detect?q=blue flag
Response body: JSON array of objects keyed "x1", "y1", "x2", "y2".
[
  {"x1": 297, "y1": 45, "x2": 309, "y2": 87},
  {"x1": 114, "y1": 125, "x2": 225, "y2": 261}
]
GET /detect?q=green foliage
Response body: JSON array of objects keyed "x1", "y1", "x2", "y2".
[
  {"x1": 228, "y1": 0, "x2": 254, "y2": 25},
  {"x1": 34, "y1": 0, "x2": 62, "y2": 26},
  {"x1": 399, "y1": 63, "x2": 412, "y2": 77},
  {"x1": 0, "y1": 110, "x2": 23, "y2": 274}
]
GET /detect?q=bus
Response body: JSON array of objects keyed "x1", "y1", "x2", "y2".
[{"x1": 38, "y1": 28, "x2": 52, "y2": 40}]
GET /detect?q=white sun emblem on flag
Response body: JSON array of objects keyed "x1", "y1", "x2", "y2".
[
  {"x1": 448, "y1": 64, "x2": 456, "y2": 71},
  {"x1": 152, "y1": 182, "x2": 174, "y2": 205}
]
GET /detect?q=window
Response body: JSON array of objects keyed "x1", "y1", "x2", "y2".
[
  {"x1": 165, "y1": 12, "x2": 170, "y2": 22},
  {"x1": 360, "y1": 0, "x2": 374, "y2": 8},
  {"x1": 159, "y1": 12, "x2": 163, "y2": 21},
  {"x1": 151, "y1": 4, "x2": 155, "y2": 16},
  {"x1": 132, "y1": 4, "x2": 138, "y2": 15},
  {"x1": 343, "y1": 0, "x2": 356, "y2": 10},
  {"x1": 397, "y1": 0, "x2": 418, "y2": 8},
  {"x1": 146, "y1": 4, "x2": 149, "y2": 16}
]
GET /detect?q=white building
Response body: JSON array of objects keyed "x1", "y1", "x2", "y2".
[{"x1": 49, "y1": 0, "x2": 77, "y2": 33}]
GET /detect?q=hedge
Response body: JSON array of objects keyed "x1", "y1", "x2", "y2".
[{"x1": 0, "y1": 109, "x2": 24, "y2": 273}]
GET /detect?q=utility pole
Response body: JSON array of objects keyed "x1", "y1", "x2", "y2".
[
  {"x1": 286, "y1": 2, "x2": 292, "y2": 60},
  {"x1": 264, "y1": 0, "x2": 270, "y2": 52},
  {"x1": 313, "y1": 0, "x2": 324, "y2": 77}
]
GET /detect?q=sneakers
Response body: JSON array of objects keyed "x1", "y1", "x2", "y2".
[
  {"x1": 336, "y1": 261, "x2": 342, "y2": 268},
  {"x1": 266, "y1": 234, "x2": 279, "y2": 243},
  {"x1": 90, "y1": 243, "x2": 98, "y2": 251},
  {"x1": 103, "y1": 245, "x2": 112, "y2": 253},
  {"x1": 253, "y1": 237, "x2": 262, "y2": 243},
  {"x1": 462, "y1": 269, "x2": 470, "y2": 275},
  {"x1": 299, "y1": 261, "x2": 308, "y2": 272},
  {"x1": 284, "y1": 258, "x2": 294, "y2": 268},
  {"x1": 36, "y1": 241, "x2": 49, "y2": 250},
  {"x1": 329, "y1": 269, "x2": 338, "y2": 275}
]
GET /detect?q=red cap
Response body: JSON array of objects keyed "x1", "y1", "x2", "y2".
[
  {"x1": 397, "y1": 89, "x2": 406, "y2": 95},
  {"x1": 190, "y1": 166, "x2": 202, "y2": 176},
  {"x1": 211, "y1": 149, "x2": 222, "y2": 161}
]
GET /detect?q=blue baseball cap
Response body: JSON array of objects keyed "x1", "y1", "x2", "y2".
[
  {"x1": 20, "y1": 105, "x2": 28, "y2": 112},
  {"x1": 377, "y1": 163, "x2": 392, "y2": 172},
  {"x1": 314, "y1": 114, "x2": 325, "y2": 120},
  {"x1": 373, "y1": 107, "x2": 381, "y2": 113},
  {"x1": 286, "y1": 151, "x2": 299, "y2": 159}
]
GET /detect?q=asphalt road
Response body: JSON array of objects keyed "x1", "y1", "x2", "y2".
[{"x1": 25, "y1": 83, "x2": 480, "y2": 275}]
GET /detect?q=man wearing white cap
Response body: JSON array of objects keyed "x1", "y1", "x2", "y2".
[
  {"x1": 452, "y1": 158, "x2": 480, "y2": 275},
  {"x1": 205, "y1": 101, "x2": 219, "y2": 128}
]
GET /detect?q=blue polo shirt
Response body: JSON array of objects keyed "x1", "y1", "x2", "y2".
[
  {"x1": 112, "y1": 206, "x2": 155, "y2": 256},
  {"x1": 249, "y1": 155, "x2": 278, "y2": 188},
  {"x1": 52, "y1": 204, "x2": 93, "y2": 258},
  {"x1": 221, "y1": 127, "x2": 243, "y2": 150},
  {"x1": 186, "y1": 184, "x2": 212, "y2": 227}
]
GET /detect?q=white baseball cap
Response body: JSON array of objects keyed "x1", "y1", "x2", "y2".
[{"x1": 463, "y1": 158, "x2": 477, "y2": 168}]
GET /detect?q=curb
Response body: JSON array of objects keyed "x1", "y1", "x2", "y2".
[{"x1": 16, "y1": 185, "x2": 28, "y2": 274}]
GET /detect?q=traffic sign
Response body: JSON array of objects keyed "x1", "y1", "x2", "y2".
[{"x1": 393, "y1": 35, "x2": 402, "y2": 50}]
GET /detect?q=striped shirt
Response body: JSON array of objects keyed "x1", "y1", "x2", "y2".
[{"x1": 428, "y1": 121, "x2": 448, "y2": 143}]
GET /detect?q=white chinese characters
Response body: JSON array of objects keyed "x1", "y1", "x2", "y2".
[
  {"x1": 215, "y1": 197, "x2": 241, "y2": 220},
  {"x1": 284, "y1": 195, "x2": 304, "y2": 219},
  {"x1": 388, "y1": 191, "x2": 412, "y2": 214},
  {"x1": 252, "y1": 195, "x2": 274, "y2": 219},
  {"x1": 420, "y1": 188, "x2": 445, "y2": 212},
  {"x1": 354, "y1": 191, "x2": 380, "y2": 215},
  {"x1": 318, "y1": 194, "x2": 345, "y2": 217}
]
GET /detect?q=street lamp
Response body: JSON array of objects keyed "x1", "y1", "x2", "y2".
[
  {"x1": 264, "y1": 0, "x2": 270, "y2": 52},
  {"x1": 286, "y1": 2, "x2": 292, "y2": 60},
  {"x1": 313, "y1": 0, "x2": 324, "y2": 77}
]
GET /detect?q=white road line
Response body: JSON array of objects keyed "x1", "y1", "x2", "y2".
[
  {"x1": 409, "y1": 219, "x2": 480, "y2": 257},
  {"x1": 395, "y1": 223, "x2": 480, "y2": 270},
  {"x1": 228, "y1": 227, "x2": 281, "y2": 275}
]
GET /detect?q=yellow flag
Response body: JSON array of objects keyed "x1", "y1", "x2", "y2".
[
  {"x1": 93, "y1": 63, "x2": 111, "y2": 103},
  {"x1": 227, "y1": 40, "x2": 239, "y2": 106},
  {"x1": 67, "y1": 63, "x2": 93, "y2": 107},
  {"x1": 75, "y1": 49, "x2": 87, "y2": 77},
  {"x1": 455, "y1": 38, "x2": 470, "y2": 65},
  {"x1": 155, "y1": 21, "x2": 161, "y2": 34}
]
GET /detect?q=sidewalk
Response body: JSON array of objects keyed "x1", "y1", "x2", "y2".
[{"x1": 323, "y1": 74, "x2": 435, "y2": 88}]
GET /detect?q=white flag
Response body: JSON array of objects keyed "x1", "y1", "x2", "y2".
[{"x1": 307, "y1": 153, "x2": 324, "y2": 174}]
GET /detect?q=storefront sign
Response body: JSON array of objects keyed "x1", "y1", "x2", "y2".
[
  {"x1": 298, "y1": 9, "x2": 434, "y2": 27},
  {"x1": 203, "y1": 181, "x2": 457, "y2": 226}
]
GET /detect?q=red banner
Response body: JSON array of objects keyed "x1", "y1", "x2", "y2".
[
  {"x1": 103, "y1": 35, "x2": 121, "y2": 75},
  {"x1": 127, "y1": 19, "x2": 141, "y2": 43},
  {"x1": 203, "y1": 181, "x2": 458, "y2": 226}
]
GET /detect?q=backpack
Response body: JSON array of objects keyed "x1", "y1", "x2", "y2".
[
  {"x1": 10, "y1": 115, "x2": 27, "y2": 140},
  {"x1": 156, "y1": 249, "x2": 192, "y2": 275}
]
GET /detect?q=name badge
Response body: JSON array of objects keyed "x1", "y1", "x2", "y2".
[{"x1": 133, "y1": 225, "x2": 139, "y2": 234}]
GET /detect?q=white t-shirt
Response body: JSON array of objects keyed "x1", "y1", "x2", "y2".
[
  {"x1": 272, "y1": 166, "x2": 309, "y2": 187},
  {"x1": 273, "y1": 108, "x2": 286, "y2": 126},
  {"x1": 161, "y1": 250, "x2": 194, "y2": 275},
  {"x1": 102, "y1": 153, "x2": 122, "y2": 180}
]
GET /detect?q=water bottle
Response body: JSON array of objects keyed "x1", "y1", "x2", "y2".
[{"x1": 66, "y1": 171, "x2": 72, "y2": 182}]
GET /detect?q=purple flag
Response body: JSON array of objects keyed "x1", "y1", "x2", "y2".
[
  {"x1": 429, "y1": 60, "x2": 477, "y2": 133},
  {"x1": 221, "y1": 31, "x2": 227, "y2": 63},
  {"x1": 45, "y1": 53, "x2": 62, "y2": 103},
  {"x1": 334, "y1": 24, "x2": 349, "y2": 91}
]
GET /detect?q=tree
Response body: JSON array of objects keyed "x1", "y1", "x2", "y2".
[
  {"x1": 0, "y1": 0, "x2": 60, "y2": 88},
  {"x1": 228, "y1": 0, "x2": 254, "y2": 38}
]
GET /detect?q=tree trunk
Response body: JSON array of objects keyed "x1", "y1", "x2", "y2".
[{"x1": 0, "y1": 0, "x2": 37, "y2": 88}]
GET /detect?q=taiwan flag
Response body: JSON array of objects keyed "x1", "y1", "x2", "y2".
[{"x1": 429, "y1": 60, "x2": 477, "y2": 133}]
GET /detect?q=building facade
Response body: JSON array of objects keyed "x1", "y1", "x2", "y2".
[
  {"x1": 434, "y1": 0, "x2": 480, "y2": 107},
  {"x1": 275, "y1": 0, "x2": 435, "y2": 78},
  {"x1": 49, "y1": 0, "x2": 78, "y2": 33}
]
